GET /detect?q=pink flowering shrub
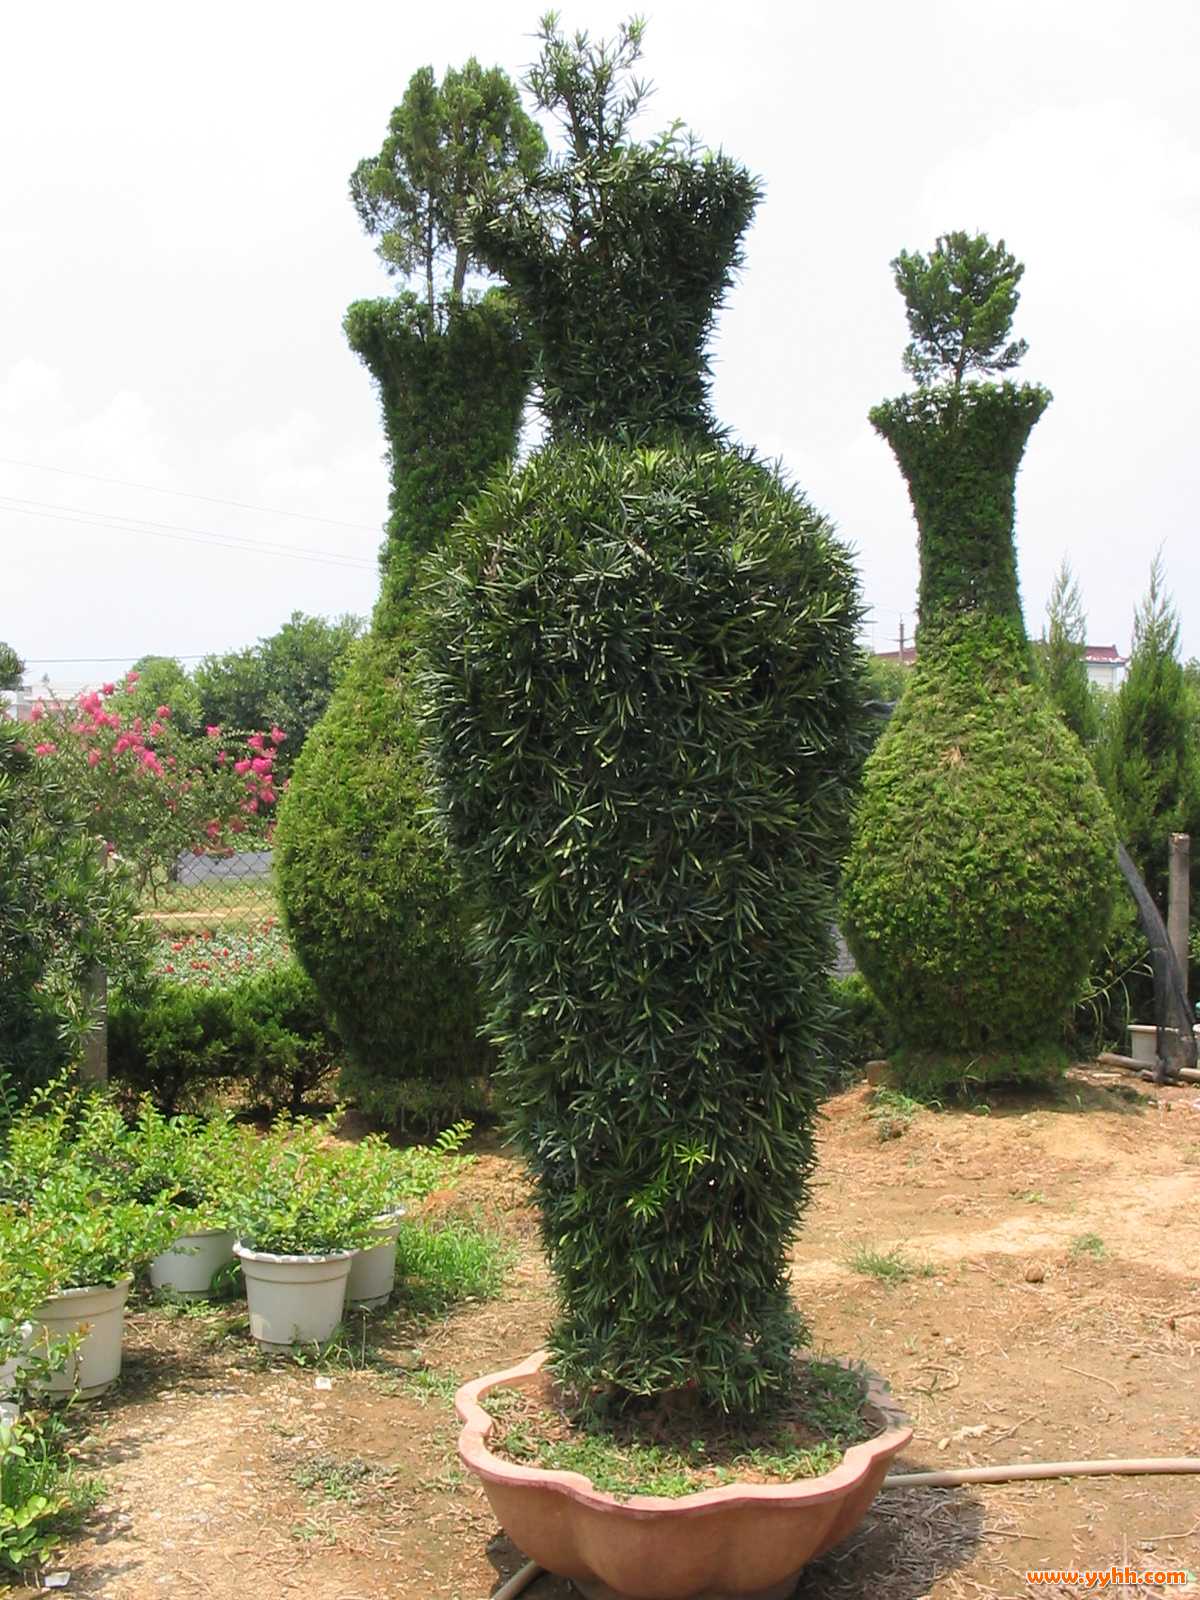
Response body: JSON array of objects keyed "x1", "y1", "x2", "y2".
[{"x1": 24, "y1": 673, "x2": 286, "y2": 900}]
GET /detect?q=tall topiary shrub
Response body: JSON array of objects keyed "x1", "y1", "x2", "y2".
[
  {"x1": 274, "y1": 63, "x2": 544, "y2": 1129},
  {"x1": 841, "y1": 233, "x2": 1117, "y2": 1093},
  {"x1": 423, "y1": 19, "x2": 865, "y2": 1414}
]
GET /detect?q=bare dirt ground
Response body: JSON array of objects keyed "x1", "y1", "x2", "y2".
[{"x1": 36, "y1": 1067, "x2": 1200, "y2": 1600}]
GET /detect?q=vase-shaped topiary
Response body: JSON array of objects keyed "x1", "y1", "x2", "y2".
[
  {"x1": 423, "y1": 22, "x2": 903, "y2": 1598},
  {"x1": 275, "y1": 65, "x2": 545, "y2": 1132},
  {"x1": 841, "y1": 233, "x2": 1117, "y2": 1094}
]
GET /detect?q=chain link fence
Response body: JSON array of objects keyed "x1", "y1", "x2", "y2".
[{"x1": 140, "y1": 847, "x2": 279, "y2": 939}]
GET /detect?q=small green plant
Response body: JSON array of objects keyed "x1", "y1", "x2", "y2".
[
  {"x1": 847, "y1": 1246, "x2": 933, "y2": 1285},
  {"x1": 1069, "y1": 1232, "x2": 1107, "y2": 1261},
  {"x1": 222, "y1": 1113, "x2": 381, "y2": 1257},
  {"x1": 399, "y1": 1366, "x2": 461, "y2": 1406},
  {"x1": 291, "y1": 1452, "x2": 382, "y2": 1503},
  {"x1": 0, "y1": 1415, "x2": 102, "y2": 1576},
  {"x1": 868, "y1": 1088, "x2": 927, "y2": 1140},
  {"x1": 393, "y1": 1216, "x2": 512, "y2": 1315}
]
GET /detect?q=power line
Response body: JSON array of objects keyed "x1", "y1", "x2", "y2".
[
  {"x1": 0, "y1": 454, "x2": 380, "y2": 532},
  {"x1": 22, "y1": 654, "x2": 210, "y2": 664},
  {"x1": 0, "y1": 494, "x2": 377, "y2": 571}
]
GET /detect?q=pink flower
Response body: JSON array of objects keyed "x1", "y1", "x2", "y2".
[
  {"x1": 247, "y1": 732, "x2": 264, "y2": 751},
  {"x1": 269, "y1": 725, "x2": 286, "y2": 745},
  {"x1": 29, "y1": 703, "x2": 44, "y2": 723},
  {"x1": 163, "y1": 962, "x2": 174, "y2": 973},
  {"x1": 156, "y1": 705, "x2": 170, "y2": 718},
  {"x1": 33, "y1": 741, "x2": 56, "y2": 756},
  {"x1": 149, "y1": 721, "x2": 163, "y2": 736},
  {"x1": 217, "y1": 750, "x2": 229, "y2": 766},
  {"x1": 101, "y1": 682, "x2": 115, "y2": 696},
  {"x1": 113, "y1": 734, "x2": 132, "y2": 755},
  {"x1": 233, "y1": 758, "x2": 251, "y2": 774},
  {"x1": 205, "y1": 724, "x2": 221, "y2": 738},
  {"x1": 126, "y1": 670, "x2": 140, "y2": 684},
  {"x1": 87, "y1": 748, "x2": 102, "y2": 768},
  {"x1": 250, "y1": 756, "x2": 271, "y2": 774},
  {"x1": 259, "y1": 787, "x2": 276, "y2": 804},
  {"x1": 141, "y1": 751, "x2": 164, "y2": 777}
]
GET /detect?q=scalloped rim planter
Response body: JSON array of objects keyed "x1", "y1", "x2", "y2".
[{"x1": 456, "y1": 1350, "x2": 912, "y2": 1600}]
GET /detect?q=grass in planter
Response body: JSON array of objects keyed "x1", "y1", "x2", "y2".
[{"x1": 487, "y1": 1358, "x2": 871, "y2": 1501}]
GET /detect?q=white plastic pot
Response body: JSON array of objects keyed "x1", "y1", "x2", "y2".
[
  {"x1": 1128, "y1": 1024, "x2": 1179, "y2": 1065},
  {"x1": 149, "y1": 1227, "x2": 237, "y2": 1298},
  {"x1": 234, "y1": 1244, "x2": 355, "y2": 1351},
  {"x1": 29, "y1": 1278, "x2": 133, "y2": 1398},
  {"x1": 0, "y1": 1321, "x2": 34, "y2": 1418},
  {"x1": 346, "y1": 1210, "x2": 406, "y2": 1309}
]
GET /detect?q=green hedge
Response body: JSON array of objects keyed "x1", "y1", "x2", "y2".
[
  {"x1": 108, "y1": 961, "x2": 340, "y2": 1115},
  {"x1": 423, "y1": 439, "x2": 865, "y2": 1411}
]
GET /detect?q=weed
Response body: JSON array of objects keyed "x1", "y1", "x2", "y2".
[
  {"x1": 869, "y1": 1088, "x2": 927, "y2": 1141},
  {"x1": 394, "y1": 1217, "x2": 514, "y2": 1315},
  {"x1": 400, "y1": 1367, "x2": 461, "y2": 1406},
  {"x1": 1014, "y1": 1189, "x2": 1046, "y2": 1204},
  {"x1": 292, "y1": 1452, "x2": 382, "y2": 1503},
  {"x1": 847, "y1": 1246, "x2": 934, "y2": 1285},
  {"x1": 1069, "y1": 1233, "x2": 1107, "y2": 1261}
]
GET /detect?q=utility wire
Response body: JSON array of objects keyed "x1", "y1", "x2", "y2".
[
  {"x1": 0, "y1": 494, "x2": 377, "y2": 571},
  {"x1": 0, "y1": 454, "x2": 379, "y2": 531}
]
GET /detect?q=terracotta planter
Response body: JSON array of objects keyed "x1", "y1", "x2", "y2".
[{"x1": 456, "y1": 1350, "x2": 911, "y2": 1600}]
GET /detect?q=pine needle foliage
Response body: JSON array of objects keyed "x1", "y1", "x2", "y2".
[{"x1": 1040, "y1": 560, "x2": 1100, "y2": 748}]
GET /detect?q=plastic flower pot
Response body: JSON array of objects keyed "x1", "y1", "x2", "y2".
[
  {"x1": 346, "y1": 1209, "x2": 406, "y2": 1309},
  {"x1": 457, "y1": 1350, "x2": 912, "y2": 1600},
  {"x1": 0, "y1": 1322, "x2": 34, "y2": 1419},
  {"x1": 149, "y1": 1227, "x2": 237, "y2": 1299},
  {"x1": 234, "y1": 1244, "x2": 355, "y2": 1351},
  {"x1": 29, "y1": 1279, "x2": 133, "y2": 1399},
  {"x1": 1128, "y1": 1024, "x2": 1178, "y2": 1065}
]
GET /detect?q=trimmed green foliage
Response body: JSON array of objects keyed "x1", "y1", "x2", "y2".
[
  {"x1": 843, "y1": 614, "x2": 1118, "y2": 1077},
  {"x1": 870, "y1": 383, "x2": 1050, "y2": 634},
  {"x1": 891, "y1": 231, "x2": 1028, "y2": 388},
  {"x1": 827, "y1": 973, "x2": 890, "y2": 1086},
  {"x1": 274, "y1": 631, "x2": 492, "y2": 1132},
  {"x1": 343, "y1": 292, "x2": 529, "y2": 618},
  {"x1": 469, "y1": 17, "x2": 759, "y2": 445},
  {"x1": 845, "y1": 617, "x2": 1116, "y2": 1036},
  {"x1": 108, "y1": 960, "x2": 341, "y2": 1115},
  {"x1": 422, "y1": 440, "x2": 865, "y2": 1412}
]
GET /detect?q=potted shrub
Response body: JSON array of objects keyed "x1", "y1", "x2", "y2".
[
  {"x1": 1, "y1": 1080, "x2": 179, "y2": 1397},
  {"x1": 126, "y1": 1105, "x2": 248, "y2": 1299},
  {"x1": 421, "y1": 22, "x2": 909, "y2": 1597},
  {"x1": 225, "y1": 1115, "x2": 381, "y2": 1350},
  {"x1": 340, "y1": 1121, "x2": 473, "y2": 1308}
]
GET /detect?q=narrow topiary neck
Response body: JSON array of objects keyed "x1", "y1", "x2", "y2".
[{"x1": 870, "y1": 382, "x2": 1050, "y2": 643}]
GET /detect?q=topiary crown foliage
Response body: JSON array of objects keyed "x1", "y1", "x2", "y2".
[
  {"x1": 843, "y1": 233, "x2": 1117, "y2": 1084},
  {"x1": 344, "y1": 291, "x2": 529, "y2": 620},
  {"x1": 423, "y1": 20, "x2": 866, "y2": 1413},
  {"x1": 469, "y1": 16, "x2": 760, "y2": 445}
]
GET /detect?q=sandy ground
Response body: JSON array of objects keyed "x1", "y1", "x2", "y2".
[{"x1": 35, "y1": 1066, "x2": 1200, "y2": 1600}]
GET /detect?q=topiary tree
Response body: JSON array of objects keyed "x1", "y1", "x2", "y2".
[
  {"x1": 423, "y1": 18, "x2": 866, "y2": 1415},
  {"x1": 841, "y1": 233, "x2": 1118, "y2": 1094},
  {"x1": 0, "y1": 642, "x2": 24, "y2": 693},
  {"x1": 274, "y1": 61, "x2": 542, "y2": 1130}
]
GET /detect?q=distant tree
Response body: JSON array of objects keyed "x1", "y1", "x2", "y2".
[
  {"x1": 891, "y1": 231, "x2": 1028, "y2": 389},
  {"x1": 861, "y1": 652, "x2": 910, "y2": 704},
  {"x1": 350, "y1": 59, "x2": 546, "y2": 308},
  {"x1": 194, "y1": 612, "x2": 362, "y2": 774},
  {"x1": 125, "y1": 655, "x2": 203, "y2": 736},
  {"x1": 1039, "y1": 560, "x2": 1100, "y2": 747},
  {"x1": 0, "y1": 642, "x2": 23, "y2": 692},
  {"x1": 1096, "y1": 554, "x2": 1200, "y2": 907}
]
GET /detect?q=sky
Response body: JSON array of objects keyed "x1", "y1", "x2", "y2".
[{"x1": 3, "y1": 0, "x2": 1198, "y2": 692}]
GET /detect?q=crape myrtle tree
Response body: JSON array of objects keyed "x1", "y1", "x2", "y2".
[
  {"x1": 274, "y1": 61, "x2": 544, "y2": 1130},
  {"x1": 422, "y1": 18, "x2": 866, "y2": 1414},
  {"x1": 842, "y1": 233, "x2": 1117, "y2": 1094}
]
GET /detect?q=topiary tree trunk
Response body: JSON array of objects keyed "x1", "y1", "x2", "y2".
[
  {"x1": 841, "y1": 238, "x2": 1117, "y2": 1095},
  {"x1": 422, "y1": 20, "x2": 866, "y2": 1415}
]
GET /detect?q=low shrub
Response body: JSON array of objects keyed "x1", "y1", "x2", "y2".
[{"x1": 826, "y1": 973, "x2": 890, "y2": 1087}]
